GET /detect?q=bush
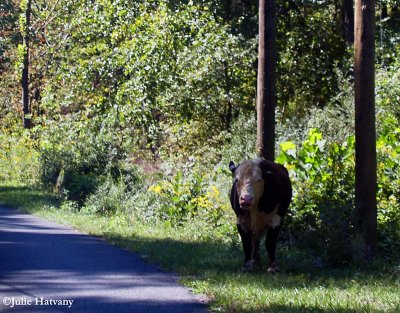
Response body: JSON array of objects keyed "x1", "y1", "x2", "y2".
[
  {"x1": 375, "y1": 63, "x2": 400, "y2": 257},
  {"x1": 376, "y1": 119, "x2": 400, "y2": 256},
  {"x1": 277, "y1": 129, "x2": 355, "y2": 265},
  {"x1": 148, "y1": 163, "x2": 231, "y2": 228},
  {"x1": 37, "y1": 119, "x2": 128, "y2": 202},
  {"x1": 0, "y1": 130, "x2": 40, "y2": 184},
  {"x1": 82, "y1": 175, "x2": 128, "y2": 216},
  {"x1": 79, "y1": 163, "x2": 162, "y2": 221}
]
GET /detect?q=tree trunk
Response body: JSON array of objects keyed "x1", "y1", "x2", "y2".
[
  {"x1": 342, "y1": 0, "x2": 354, "y2": 44},
  {"x1": 256, "y1": 0, "x2": 276, "y2": 161},
  {"x1": 354, "y1": 0, "x2": 377, "y2": 258},
  {"x1": 223, "y1": 61, "x2": 233, "y2": 131},
  {"x1": 21, "y1": 0, "x2": 32, "y2": 129}
]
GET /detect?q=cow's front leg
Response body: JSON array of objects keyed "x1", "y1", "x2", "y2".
[
  {"x1": 237, "y1": 224, "x2": 255, "y2": 271},
  {"x1": 241, "y1": 231, "x2": 261, "y2": 271},
  {"x1": 251, "y1": 235, "x2": 261, "y2": 264},
  {"x1": 266, "y1": 226, "x2": 281, "y2": 273}
]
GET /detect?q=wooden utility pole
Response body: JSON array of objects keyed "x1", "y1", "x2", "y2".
[
  {"x1": 256, "y1": 0, "x2": 276, "y2": 161},
  {"x1": 354, "y1": 0, "x2": 377, "y2": 258},
  {"x1": 21, "y1": 0, "x2": 32, "y2": 129}
]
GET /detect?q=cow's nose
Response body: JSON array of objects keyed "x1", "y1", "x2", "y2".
[{"x1": 240, "y1": 195, "x2": 253, "y2": 205}]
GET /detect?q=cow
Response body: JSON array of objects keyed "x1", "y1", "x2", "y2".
[{"x1": 229, "y1": 158, "x2": 292, "y2": 273}]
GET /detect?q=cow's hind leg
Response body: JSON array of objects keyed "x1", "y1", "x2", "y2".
[
  {"x1": 266, "y1": 226, "x2": 281, "y2": 273},
  {"x1": 237, "y1": 224, "x2": 256, "y2": 271}
]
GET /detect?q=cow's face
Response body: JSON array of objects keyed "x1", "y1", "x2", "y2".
[{"x1": 230, "y1": 160, "x2": 264, "y2": 210}]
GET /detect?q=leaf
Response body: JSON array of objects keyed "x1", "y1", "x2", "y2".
[{"x1": 280, "y1": 141, "x2": 297, "y2": 157}]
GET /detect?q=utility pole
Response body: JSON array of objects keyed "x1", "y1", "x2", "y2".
[
  {"x1": 354, "y1": 0, "x2": 378, "y2": 258},
  {"x1": 256, "y1": 0, "x2": 277, "y2": 161}
]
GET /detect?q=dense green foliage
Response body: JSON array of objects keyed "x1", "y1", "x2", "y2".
[{"x1": 1, "y1": 0, "x2": 400, "y2": 273}]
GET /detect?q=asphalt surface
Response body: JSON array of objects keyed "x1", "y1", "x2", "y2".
[{"x1": 0, "y1": 205, "x2": 208, "y2": 313}]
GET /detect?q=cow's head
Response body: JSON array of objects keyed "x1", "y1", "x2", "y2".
[{"x1": 229, "y1": 159, "x2": 267, "y2": 210}]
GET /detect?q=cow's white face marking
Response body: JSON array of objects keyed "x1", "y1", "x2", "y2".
[{"x1": 234, "y1": 160, "x2": 264, "y2": 210}]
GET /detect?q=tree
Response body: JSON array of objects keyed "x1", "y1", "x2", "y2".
[
  {"x1": 256, "y1": 0, "x2": 276, "y2": 161},
  {"x1": 342, "y1": 0, "x2": 354, "y2": 44},
  {"x1": 20, "y1": 0, "x2": 32, "y2": 128},
  {"x1": 354, "y1": 0, "x2": 377, "y2": 258}
]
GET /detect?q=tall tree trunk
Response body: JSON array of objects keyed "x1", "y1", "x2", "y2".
[
  {"x1": 354, "y1": 0, "x2": 377, "y2": 258},
  {"x1": 256, "y1": 0, "x2": 276, "y2": 161},
  {"x1": 223, "y1": 61, "x2": 233, "y2": 131},
  {"x1": 343, "y1": 0, "x2": 354, "y2": 44},
  {"x1": 21, "y1": 0, "x2": 32, "y2": 129}
]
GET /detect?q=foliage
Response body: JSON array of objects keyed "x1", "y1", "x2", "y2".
[
  {"x1": 376, "y1": 62, "x2": 400, "y2": 119},
  {"x1": 277, "y1": 129, "x2": 355, "y2": 265},
  {"x1": 0, "y1": 129, "x2": 39, "y2": 184},
  {"x1": 82, "y1": 164, "x2": 144, "y2": 216},
  {"x1": 28, "y1": 0, "x2": 256, "y2": 159},
  {"x1": 82, "y1": 175, "x2": 130, "y2": 216},
  {"x1": 373, "y1": 62, "x2": 400, "y2": 256},
  {"x1": 376, "y1": 119, "x2": 400, "y2": 256},
  {"x1": 0, "y1": 0, "x2": 19, "y2": 71},
  {"x1": 148, "y1": 163, "x2": 231, "y2": 227},
  {"x1": 277, "y1": 121, "x2": 400, "y2": 264},
  {"x1": 277, "y1": 1, "x2": 349, "y2": 114},
  {"x1": 37, "y1": 117, "x2": 129, "y2": 201}
]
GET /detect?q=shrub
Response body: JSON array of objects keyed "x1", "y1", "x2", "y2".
[
  {"x1": 277, "y1": 129, "x2": 356, "y2": 265},
  {"x1": 37, "y1": 119, "x2": 129, "y2": 202},
  {"x1": 278, "y1": 123, "x2": 400, "y2": 264},
  {"x1": 148, "y1": 163, "x2": 231, "y2": 228},
  {"x1": 376, "y1": 119, "x2": 400, "y2": 256},
  {"x1": 81, "y1": 164, "x2": 144, "y2": 216},
  {"x1": 0, "y1": 130, "x2": 40, "y2": 184},
  {"x1": 82, "y1": 175, "x2": 128, "y2": 216}
]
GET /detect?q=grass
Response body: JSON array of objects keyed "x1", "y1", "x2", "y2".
[{"x1": 1, "y1": 183, "x2": 399, "y2": 313}]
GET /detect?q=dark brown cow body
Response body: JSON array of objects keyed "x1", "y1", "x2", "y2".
[{"x1": 229, "y1": 158, "x2": 292, "y2": 272}]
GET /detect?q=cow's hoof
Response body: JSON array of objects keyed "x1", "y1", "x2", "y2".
[
  {"x1": 242, "y1": 259, "x2": 257, "y2": 272},
  {"x1": 267, "y1": 261, "x2": 280, "y2": 274}
]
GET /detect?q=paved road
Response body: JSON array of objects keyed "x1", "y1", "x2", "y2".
[{"x1": 0, "y1": 206, "x2": 208, "y2": 313}]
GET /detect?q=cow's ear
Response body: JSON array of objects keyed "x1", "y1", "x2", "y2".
[
  {"x1": 229, "y1": 161, "x2": 236, "y2": 174},
  {"x1": 262, "y1": 170, "x2": 274, "y2": 179},
  {"x1": 258, "y1": 160, "x2": 274, "y2": 179}
]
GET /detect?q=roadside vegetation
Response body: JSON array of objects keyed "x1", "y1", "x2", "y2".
[{"x1": 1, "y1": 1, "x2": 400, "y2": 312}]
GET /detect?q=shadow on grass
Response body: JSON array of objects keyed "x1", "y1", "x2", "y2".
[
  {"x1": 0, "y1": 184, "x2": 60, "y2": 212},
  {"x1": 235, "y1": 304, "x2": 400, "y2": 313},
  {"x1": 104, "y1": 233, "x2": 399, "y2": 313},
  {"x1": 103, "y1": 231, "x2": 244, "y2": 276},
  {"x1": 101, "y1": 230, "x2": 399, "y2": 288}
]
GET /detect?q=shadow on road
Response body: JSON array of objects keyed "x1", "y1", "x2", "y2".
[{"x1": 0, "y1": 206, "x2": 208, "y2": 313}]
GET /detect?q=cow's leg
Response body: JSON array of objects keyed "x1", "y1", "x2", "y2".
[
  {"x1": 237, "y1": 224, "x2": 255, "y2": 271},
  {"x1": 266, "y1": 226, "x2": 281, "y2": 273},
  {"x1": 251, "y1": 235, "x2": 261, "y2": 263}
]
